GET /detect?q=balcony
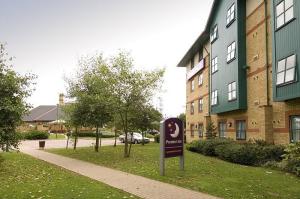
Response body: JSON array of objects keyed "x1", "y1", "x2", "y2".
[{"x1": 187, "y1": 59, "x2": 205, "y2": 80}]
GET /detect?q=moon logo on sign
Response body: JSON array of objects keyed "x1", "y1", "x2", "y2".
[{"x1": 170, "y1": 123, "x2": 180, "y2": 138}]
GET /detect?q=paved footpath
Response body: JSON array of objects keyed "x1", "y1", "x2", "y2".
[{"x1": 21, "y1": 147, "x2": 220, "y2": 199}]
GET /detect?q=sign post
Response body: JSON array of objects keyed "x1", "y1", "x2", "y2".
[{"x1": 160, "y1": 118, "x2": 184, "y2": 176}]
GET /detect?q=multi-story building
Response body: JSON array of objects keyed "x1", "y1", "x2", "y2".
[{"x1": 178, "y1": 0, "x2": 300, "y2": 144}]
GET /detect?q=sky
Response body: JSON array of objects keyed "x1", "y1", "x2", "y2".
[{"x1": 0, "y1": 0, "x2": 213, "y2": 117}]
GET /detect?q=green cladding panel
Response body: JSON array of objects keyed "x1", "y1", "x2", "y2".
[
  {"x1": 272, "y1": 0, "x2": 300, "y2": 101},
  {"x1": 210, "y1": 0, "x2": 247, "y2": 114}
]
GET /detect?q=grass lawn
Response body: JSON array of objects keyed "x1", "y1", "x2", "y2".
[
  {"x1": 49, "y1": 143, "x2": 300, "y2": 199},
  {"x1": 0, "y1": 152, "x2": 139, "y2": 199},
  {"x1": 49, "y1": 133, "x2": 66, "y2": 140}
]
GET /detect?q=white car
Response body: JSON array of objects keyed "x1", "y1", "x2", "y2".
[{"x1": 119, "y1": 132, "x2": 150, "y2": 144}]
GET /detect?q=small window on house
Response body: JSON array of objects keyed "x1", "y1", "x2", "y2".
[
  {"x1": 219, "y1": 122, "x2": 227, "y2": 138},
  {"x1": 276, "y1": 54, "x2": 296, "y2": 85},
  {"x1": 211, "y1": 90, "x2": 218, "y2": 106},
  {"x1": 212, "y1": 57, "x2": 218, "y2": 73},
  {"x1": 190, "y1": 102, "x2": 195, "y2": 115},
  {"x1": 198, "y1": 98, "x2": 203, "y2": 112},
  {"x1": 226, "y1": 4, "x2": 235, "y2": 26},
  {"x1": 198, "y1": 74, "x2": 203, "y2": 86},
  {"x1": 236, "y1": 120, "x2": 246, "y2": 140},
  {"x1": 276, "y1": 0, "x2": 294, "y2": 29},
  {"x1": 190, "y1": 124, "x2": 195, "y2": 137},
  {"x1": 198, "y1": 123, "x2": 204, "y2": 138},
  {"x1": 291, "y1": 116, "x2": 300, "y2": 142},
  {"x1": 227, "y1": 41, "x2": 236, "y2": 63},
  {"x1": 191, "y1": 79, "x2": 195, "y2": 91},
  {"x1": 228, "y1": 81, "x2": 237, "y2": 101},
  {"x1": 210, "y1": 25, "x2": 218, "y2": 43}
]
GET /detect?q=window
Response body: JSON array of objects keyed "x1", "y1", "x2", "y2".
[
  {"x1": 291, "y1": 116, "x2": 300, "y2": 142},
  {"x1": 226, "y1": 4, "x2": 235, "y2": 26},
  {"x1": 210, "y1": 25, "x2": 218, "y2": 43},
  {"x1": 190, "y1": 102, "x2": 195, "y2": 115},
  {"x1": 198, "y1": 98, "x2": 203, "y2": 112},
  {"x1": 198, "y1": 74, "x2": 203, "y2": 86},
  {"x1": 228, "y1": 81, "x2": 237, "y2": 101},
  {"x1": 219, "y1": 122, "x2": 227, "y2": 138},
  {"x1": 198, "y1": 123, "x2": 204, "y2": 138},
  {"x1": 190, "y1": 124, "x2": 195, "y2": 138},
  {"x1": 191, "y1": 79, "x2": 195, "y2": 91},
  {"x1": 212, "y1": 57, "x2": 218, "y2": 73},
  {"x1": 276, "y1": 54, "x2": 296, "y2": 85},
  {"x1": 276, "y1": 0, "x2": 294, "y2": 29},
  {"x1": 211, "y1": 90, "x2": 218, "y2": 106},
  {"x1": 191, "y1": 57, "x2": 195, "y2": 69},
  {"x1": 227, "y1": 41, "x2": 236, "y2": 63},
  {"x1": 236, "y1": 120, "x2": 246, "y2": 140}
]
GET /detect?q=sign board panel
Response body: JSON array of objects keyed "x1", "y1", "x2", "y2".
[
  {"x1": 164, "y1": 118, "x2": 184, "y2": 158},
  {"x1": 160, "y1": 118, "x2": 184, "y2": 175}
]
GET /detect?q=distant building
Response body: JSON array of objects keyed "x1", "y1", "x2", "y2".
[
  {"x1": 177, "y1": 0, "x2": 300, "y2": 144},
  {"x1": 21, "y1": 94, "x2": 65, "y2": 132}
]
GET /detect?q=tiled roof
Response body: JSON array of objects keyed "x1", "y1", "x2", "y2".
[{"x1": 23, "y1": 105, "x2": 64, "y2": 122}]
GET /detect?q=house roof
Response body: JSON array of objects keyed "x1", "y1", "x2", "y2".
[
  {"x1": 177, "y1": 0, "x2": 218, "y2": 67},
  {"x1": 23, "y1": 105, "x2": 64, "y2": 122}
]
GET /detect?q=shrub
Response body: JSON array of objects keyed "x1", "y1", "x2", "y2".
[
  {"x1": 23, "y1": 131, "x2": 49, "y2": 140},
  {"x1": 280, "y1": 143, "x2": 300, "y2": 176},
  {"x1": 146, "y1": 134, "x2": 154, "y2": 138},
  {"x1": 0, "y1": 154, "x2": 3, "y2": 165},
  {"x1": 259, "y1": 145, "x2": 285, "y2": 163},
  {"x1": 154, "y1": 134, "x2": 160, "y2": 143},
  {"x1": 77, "y1": 131, "x2": 115, "y2": 138},
  {"x1": 215, "y1": 143, "x2": 261, "y2": 165},
  {"x1": 186, "y1": 138, "x2": 234, "y2": 156}
]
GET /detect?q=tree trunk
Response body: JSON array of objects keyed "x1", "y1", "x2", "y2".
[
  {"x1": 5, "y1": 140, "x2": 9, "y2": 152},
  {"x1": 99, "y1": 129, "x2": 102, "y2": 148},
  {"x1": 66, "y1": 135, "x2": 69, "y2": 149},
  {"x1": 124, "y1": 112, "x2": 129, "y2": 158},
  {"x1": 95, "y1": 126, "x2": 99, "y2": 152},
  {"x1": 114, "y1": 127, "x2": 117, "y2": 147},
  {"x1": 73, "y1": 127, "x2": 78, "y2": 150},
  {"x1": 128, "y1": 132, "x2": 133, "y2": 156},
  {"x1": 142, "y1": 131, "x2": 145, "y2": 146}
]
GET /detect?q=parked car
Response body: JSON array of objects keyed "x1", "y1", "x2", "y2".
[
  {"x1": 147, "y1": 130, "x2": 159, "y2": 135},
  {"x1": 118, "y1": 132, "x2": 150, "y2": 144}
]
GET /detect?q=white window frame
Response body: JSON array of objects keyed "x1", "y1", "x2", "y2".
[
  {"x1": 190, "y1": 102, "x2": 195, "y2": 115},
  {"x1": 191, "y1": 79, "x2": 195, "y2": 91},
  {"x1": 227, "y1": 41, "x2": 236, "y2": 63},
  {"x1": 276, "y1": 0, "x2": 294, "y2": 29},
  {"x1": 228, "y1": 81, "x2": 237, "y2": 101},
  {"x1": 198, "y1": 74, "x2": 203, "y2": 86},
  {"x1": 198, "y1": 98, "x2": 203, "y2": 112},
  {"x1": 210, "y1": 25, "x2": 218, "y2": 43},
  {"x1": 276, "y1": 54, "x2": 296, "y2": 85},
  {"x1": 211, "y1": 90, "x2": 218, "y2": 106},
  {"x1": 212, "y1": 57, "x2": 218, "y2": 74},
  {"x1": 226, "y1": 3, "x2": 235, "y2": 26}
]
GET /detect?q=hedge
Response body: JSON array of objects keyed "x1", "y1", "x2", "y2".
[
  {"x1": 23, "y1": 131, "x2": 49, "y2": 140},
  {"x1": 75, "y1": 131, "x2": 115, "y2": 138},
  {"x1": 187, "y1": 139, "x2": 285, "y2": 166}
]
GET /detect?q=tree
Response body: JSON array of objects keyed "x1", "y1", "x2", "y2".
[
  {"x1": 178, "y1": 113, "x2": 186, "y2": 128},
  {"x1": 205, "y1": 122, "x2": 217, "y2": 139},
  {"x1": 63, "y1": 101, "x2": 90, "y2": 150},
  {"x1": 130, "y1": 105, "x2": 162, "y2": 145},
  {"x1": 65, "y1": 54, "x2": 113, "y2": 152},
  {"x1": 0, "y1": 43, "x2": 35, "y2": 152},
  {"x1": 108, "y1": 51, "x2": 164, "y2": 157}
]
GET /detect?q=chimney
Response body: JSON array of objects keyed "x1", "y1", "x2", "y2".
[{"x1": 59, "y1": 93, "x2": 64, "y2": 106}]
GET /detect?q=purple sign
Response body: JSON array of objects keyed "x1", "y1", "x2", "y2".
[{"x1": 163, "y1": 118, "x2": 184, "y2": 158}]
